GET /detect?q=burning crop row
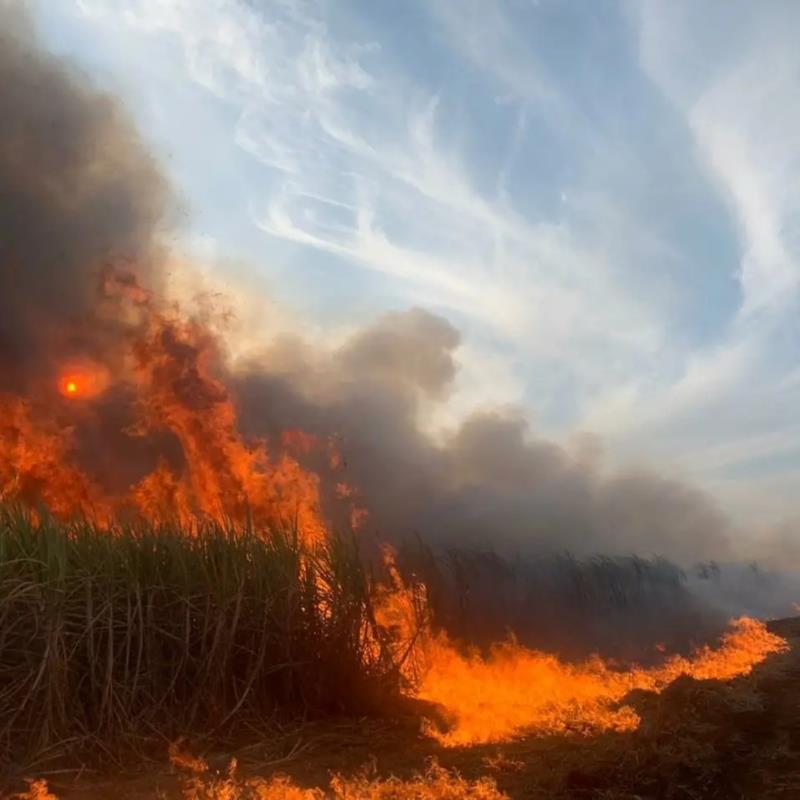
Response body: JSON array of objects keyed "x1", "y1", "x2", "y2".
[
  {"x1": 0, "y1": 502, "x2": 789, "y2": 786},
  {"x1": 0, "y1": 267, "x2": 788, "y2": 769},
  {"x1": 367, "y1": 552, "x2": 788, "y2": 747},
  {"x1": 0, "y1": 268, "x2": 353, "y2": 543},
  {"x1": 0, "y1": 501, "x2": 787, "y2": 774}
]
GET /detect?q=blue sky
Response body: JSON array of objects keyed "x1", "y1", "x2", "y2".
[{"x1": 32, "y1": 0, "x2": 800, "y2": 533}]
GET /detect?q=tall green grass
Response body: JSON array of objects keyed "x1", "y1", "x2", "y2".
[{"x1": 0, "y1": 506, "x2": 402, "y2": 772}]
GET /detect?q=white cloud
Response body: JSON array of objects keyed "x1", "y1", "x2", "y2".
[
  {"x1": 638, "y1": 0, "x2": 800, "y2": 319},
  {"x1": 575, "y1": 1, "x2": 800, "y2": 521},
  {"x1": 87, "y1": 0, "x2": 666, "y2": 390},
  {"x1": 690, "y1": 61, "x2": 800, "y2": 319}
]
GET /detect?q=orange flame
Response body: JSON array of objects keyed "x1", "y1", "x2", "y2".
[
  {"x1": 365, "y1": 555, "x2": 788, "y2": 746},
  {"x1": 0, "y1": 394, "x2": 109, "y2": 518},
  {"x1": 0, "y1": 275, "x2": 364, "y2": 547},
  {"x1": 412, "y1": 617, "x2": 786, "y2": 745},
  {"x1": 57, "y1": 358, "x2": 111, "y2": 399},
  {"x1": 123, "y1": 312, "x2": 329, "y2": 544}
]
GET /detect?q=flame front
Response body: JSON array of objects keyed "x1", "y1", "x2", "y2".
[
  {"x1": 412, "y1": 617, "x2": 787, "y2": 745},
  {"x1": 366, "y1": 555, "x2": 788, "y2": 746}
]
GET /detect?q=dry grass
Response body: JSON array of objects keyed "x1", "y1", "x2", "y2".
[{"x1": 10, "y1": 651, "x2": 800, "y2": 799}]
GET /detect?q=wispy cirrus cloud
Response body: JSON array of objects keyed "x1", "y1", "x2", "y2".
[
  {"x1": 73, "y1": 0, "x2": 667, "y2": 383},
  {"x1": 584, "y1": 1, "x2": 800, "y2": 513},
  {"x1": 639, "y1": 0, "x2": 800, "y2": 321}
]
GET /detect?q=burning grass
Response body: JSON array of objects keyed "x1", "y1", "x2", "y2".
[
  {"x1": 0, "y1": 506, "x2": 406, "y2": 773},
  {"x1": 414, "y1": 616, "x2": 787, "y2": 746},
  {"x1": 13, "y1": 762, "x2": 510, "y2": 800},
  {"x1": 397, "y1": 543, "x2": 722, "y2": 661},
  {"x1": 164, "y1": 748, "x2": 510, "y2": 800},
  {"x1": 13, "y1": 652, "x2": 800, "y2": 799},
  {"x1": 0, "y1": 503, "x2": 788, "y2": 777},
  {"x1": 181, "y1": 763, "x2": 509, "y2": 800}
]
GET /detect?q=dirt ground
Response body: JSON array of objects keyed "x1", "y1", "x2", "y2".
[{"x1": 9, "y1": 617, "x2": 800, "y2": 800}]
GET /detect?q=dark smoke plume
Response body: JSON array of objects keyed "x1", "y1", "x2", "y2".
[
  {"x1": 0, "y1": 1, "x2": 171, "y2": 392},
  {"x1": 229, "y1": 314, "x2": 753, "y2": 652}
]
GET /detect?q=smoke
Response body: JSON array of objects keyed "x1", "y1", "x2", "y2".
[
  {"x1": 232, "y1": 312, "x2": 733, "y2": 565},
  {"x1": 689, "y1": 561, "x2": 800, "y2": 621},
  {"x1": 0, "y1": 1, "x2": 171, "y2": 392},
  {"x1": 5, "y1": 3, "x2": 794, "y2": 639},
  {"x1": 228, "y1": 318, "x2": 757, "y2": 651}
]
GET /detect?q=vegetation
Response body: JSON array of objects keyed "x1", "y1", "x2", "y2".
[
  {"x1": 2, "y1": 504, "x2": 790, "y2": 798},
  {"x1": 0, "y1": 506, "x2": 403, "y2": 772},
  {"x1": 397, "y1": 540, "x2": 723, "y2": 659}
]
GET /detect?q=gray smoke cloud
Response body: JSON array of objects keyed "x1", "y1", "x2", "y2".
[
  {"x1": 230, "y1": 313, "x2": 763, "y2": 653},
  {"x1": 233, "y1": 309, "x2": 733, "y2": 566},
  {"x1": 0, "y1": 1, "x2": 170, "y2": 391}
]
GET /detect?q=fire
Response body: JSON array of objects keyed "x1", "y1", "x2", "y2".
[
  {"x1": 365, "y1": 556, "x2": 788, "y2": 746},
  {"x1": 0, "y1": 267, "x2": 788, "y2": 755},
  {"x1": 123, "y1": 312, "x2": 329, "y2": 542},
  {"x1": 366, "y1": 570, "x2": 789, "y2": 747},
  {"x1": 57, "y1": 359, "x2": 111, "y2": 399},
  {"x1": 411, "y1": 617, "x2": 787, "y2": 746},
  {"x1": 0, "y1": 394, "x2": 108, "y2": 518},
  {"x1": 0, "y1": 271, "x2": 366, "y2": 548},
  {"x1": 18, "y1": 764, "x2": 510, "y2": 800}
]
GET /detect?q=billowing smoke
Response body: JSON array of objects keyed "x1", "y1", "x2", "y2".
[
  {"x1": 232, "y1": 311, "x2": 732, "y2": 565},
  {"x1": 0, "y1": 0, "x2": 731, "y2": 563},
  {"x1": 0, "y1": 1, "x2": 170, "y2": 392},
  {"x1": 1, "y1": 4, "x2": 794, "y2": 650}
]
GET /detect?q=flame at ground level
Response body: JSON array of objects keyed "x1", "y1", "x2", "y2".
[
  {"x1": 368, "y1": 552, "x2": 788, "y2": 746},
  {"x1": 18, "y1": 762, "x2": 510, "y2": 799},
  {"x1": 413, "y1": 617, "x2": 787, "y2": 746}
]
